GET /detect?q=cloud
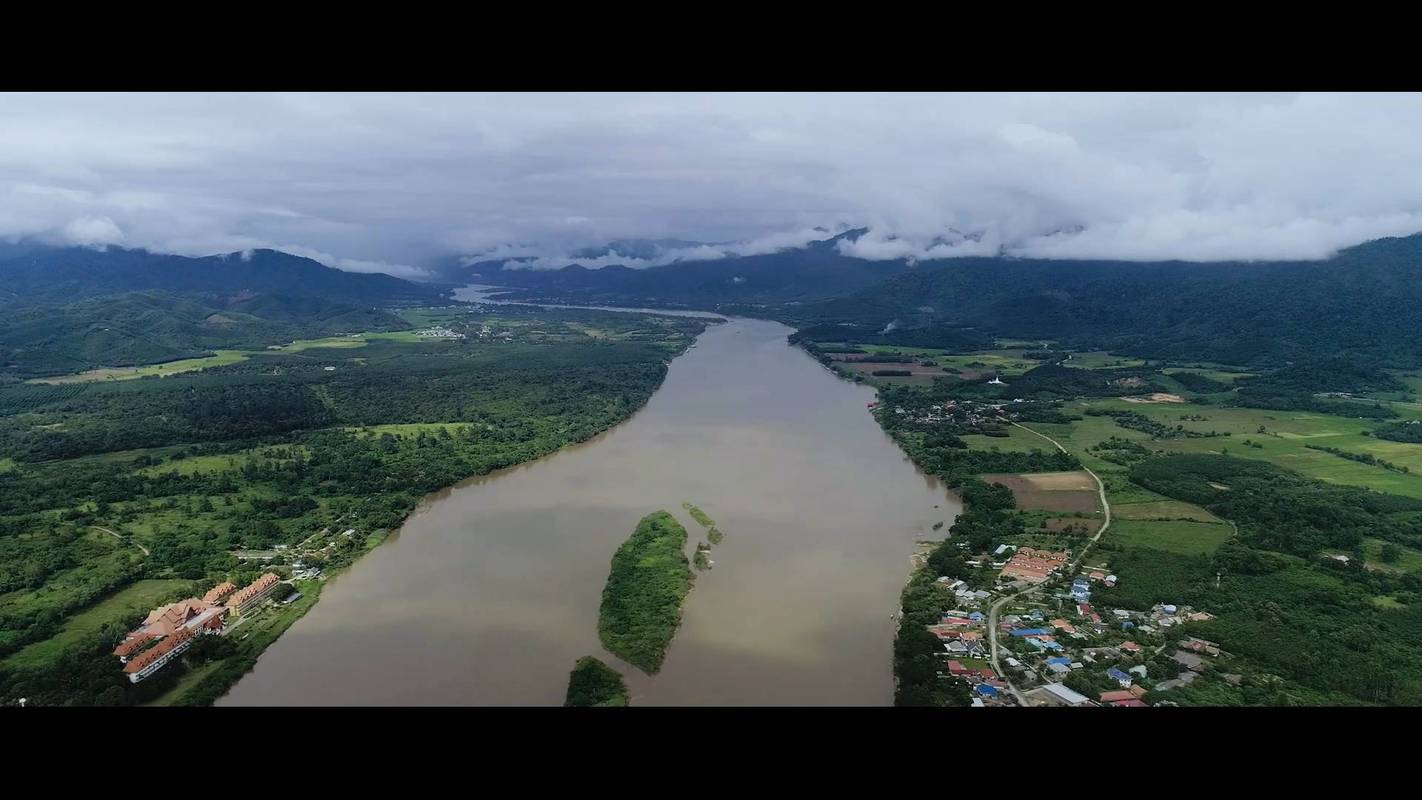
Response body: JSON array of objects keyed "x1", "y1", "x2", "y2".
[
  {"x1": 3, "y1": 92, "x2": 1422, "y2": 273},
  {"x1": 62, "y1": 215, "x2": 124, "y2": 247}
]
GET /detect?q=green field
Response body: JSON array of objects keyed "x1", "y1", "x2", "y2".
[
  {"x1": 1112, "y1": 500, "x2": 1222, "y2": 523},
  {"x1": 1047, "y1": 398, "x2": 1422, "y2": 498},
  {"x1": 1162, "y1": 366, "x2": 1256, "y2": 383},
  {"x1": 341, "y1": 422, "x2": 478, "y2": 438},
  {"x1": 1062, "y1": 351, "x2": 1148, "y2": 370},
  {"x1": 30, "y1": 351, "x2": 252, "y2": 384},
  {"x1": 3, "y1": 579, "x2": 189, "y2": 670},
  {"x1": 1362, "y1": 537, "x2": 1422, "y2": 574},
  {"x1": 1106, "y1": 519, "x2": 1234, "y2": 556},
  {"x1": 27, "y1": 334, "x2": 378, "y2": 385}
]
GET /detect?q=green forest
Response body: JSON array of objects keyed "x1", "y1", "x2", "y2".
[
  {"x1": 564, "y1": 655, "x2": 630, "y2": 707},
  {"x1": 0, "y1": 306, "x2": 707, "y2": 706}
]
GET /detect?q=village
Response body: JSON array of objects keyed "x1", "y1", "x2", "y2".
[{"x1": 917, "y1": 539, "x2": 1232, "y2": 707}]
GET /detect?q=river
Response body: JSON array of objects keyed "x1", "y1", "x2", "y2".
[{"x1": 218, "y1": 296, "x2": 959, "y2": 705}]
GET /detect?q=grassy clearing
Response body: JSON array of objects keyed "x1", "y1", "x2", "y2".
[
  {"x1": 1063, "y1": 351, "x2": 1148, "y2": 369},
  {"x1": 29, "y1": 351, "x2": 251, "y2": 384},
  {"x1": 1112, "y1": 500, "x2": 1222, "y2": 523},
  {"x1": 1162, "y1": 367, "x2": 1256, "y2": 383},
  {"x1": 341, "y1": 423, "x2": 478, "y2": 438},
  {"x1": 1362, "y1": 537, "x2": 1422, "y2": 573},
  {"x1": 3, "y1": 579, "x2": 189, "y2": 670},
  {"x1": 1107, "y1": 519, "x2": 1234, "y2": 556},
  {"x1": 1069, "y1": 397, "x2": 1422, "y2": 498}
]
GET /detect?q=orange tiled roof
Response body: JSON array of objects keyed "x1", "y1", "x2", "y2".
[
  {"x1": 202, "y1": 581, "x2": 237, "y2": 604},
  {"x1": 228, "y1": 573, "x2": 280, "y2": 608},
  {"x1": 122, "y1": 627, "x2": 194, "y2": 674}
]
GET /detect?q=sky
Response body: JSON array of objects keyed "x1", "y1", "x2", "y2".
[{"x1": 5, "y1": 92, "x2": 1422, "y2": 277}]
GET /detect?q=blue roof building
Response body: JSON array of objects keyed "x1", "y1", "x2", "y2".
[
  {"x1": 968, "y1": 611, "x2": 985, "y2": 622},
  {"x1": 1046, "y1": 656, "x2": 1072, "y2": 666},
  {"x1": 975, "y1": 684, "x2": 999, "y2": 697},
  {"x1": 1010, "y1": 628, "x2": 1052, "y2": 637},
  {"x1": 1107, "y1": 667, "x2": 1133, "y2": 687}
]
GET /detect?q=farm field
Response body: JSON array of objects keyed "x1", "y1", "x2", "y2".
[
  {"x1": 26, "y1": 334, "x2": 379, "y2": 385},
  {"x1": 29, "y1": 351, "x2": 252, "y2": 384},
  {"x1": 342, "y1": 422, "x2": 479, "y2": 438},
  {"x1": 1112, "y1": 500, "x2": 1222, "y2": 523},
  {"x1": 1061, "y1": 351, "x2": 1148, "y2": 369},
  {"x1": 979, "y1": 470, "x2": 1101, "y2": 513},
  {"x1": 1106, "y1": 519, "x2": 1234, "y2": 556},
  {"x1": 1034, "y1": 397, "x2": 1422, "y2": 498}
]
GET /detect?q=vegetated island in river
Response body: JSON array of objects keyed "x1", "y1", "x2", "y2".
[
  {"x1": 683, "y1": 501, "x2": 724, "y2": 544},
  {"x1": 598, "y1": 510, "x2": 694, "y2": 674},
  {"x1": 564, "y1": 655, "x2": 630, "y2": 707}
]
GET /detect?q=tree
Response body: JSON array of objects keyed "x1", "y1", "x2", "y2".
[{"x1": 1380, "y1": 544, "x2": 1402, "y2": 564}]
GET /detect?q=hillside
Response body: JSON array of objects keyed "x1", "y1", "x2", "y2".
[
  {"x1": 459, "y1": 229, "x2": 926, "y2": 306},
  {"x1": 0, "y1": 244, "x2": 449, "y2": 379},
  {"x1": 0, "y1": 245, "x2": 448, "y2": 308},
  {"x1": 468, "y1": 230, "x2": 1422, "y2": 368}
]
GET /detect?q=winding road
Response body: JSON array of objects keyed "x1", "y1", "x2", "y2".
[
  {"x1": 92, "y1": 525, "x2": 150, "y2": 556},
  {"x1": 986, "y1": 421, "x2": 1112, "y2": 706}
]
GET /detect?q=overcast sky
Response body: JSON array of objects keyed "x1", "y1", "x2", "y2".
[{"x1": 5, "y1": 92, "x2": 1422, "y2": 277}]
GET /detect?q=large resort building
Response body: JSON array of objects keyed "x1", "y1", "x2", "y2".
[{"x1": 112, "y1": 573, "x2": 282, "y2": 683}]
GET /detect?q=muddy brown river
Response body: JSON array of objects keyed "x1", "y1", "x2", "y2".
[{"x1": 219, "y1": 306, "x2": 959, "y2": 706}]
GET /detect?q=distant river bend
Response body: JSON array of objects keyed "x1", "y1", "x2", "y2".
[{"x1": 219, "y1": 290, "x2": 960, "y2": 705}]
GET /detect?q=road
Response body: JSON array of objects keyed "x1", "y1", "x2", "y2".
[
  {"x1": 92, "y1": 525, "x2": 150, "y2": 556},
  {"x1": 985, "y1": 421, "x2": 1112, "y2": 706}
]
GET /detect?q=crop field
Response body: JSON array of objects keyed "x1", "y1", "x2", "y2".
[
  {"x1": 29, "y1": 351, "x2": 252, "y2": 384},
  {"x1": 1112, "y1": 500, "x2": 1222, "y2": 523},
  {"x1": 1036, "y1": 397, "x2": 1422, "y2": 498},
  {"x1": 1106, "y1": 519, "x2": 1234, "y2": 556},
  {"x1": 1061, "y1": 351, "x2": 1148, "y2": 370},
  {"x1": 979, "y1": 471, "x2": 1101, "y2": 513}
]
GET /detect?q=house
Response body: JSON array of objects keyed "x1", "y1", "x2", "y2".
[
  {"x1": 1046, "y1": 662, "x2": 1071, "y2": 675},
  {"x1": 1006, "y1": 657, "x2": 1022, "y2": 668},
  {"x1": 1049, "y1": 618, "x2": 1076, "y2": 633},
  {"x1": 1076, "y1": 603, "x2": 1092, "y2": 616},
  {"x1": 1099, "y1": 689, "x2": 1135, "y2": 703},
  {"x1": 1119, "y1": 641, "x2": 1142, "y2": 654},
  {"x1": 1172, "y1": 650, "x2": 1206, "y2": 672},
  {"x1": 948, "y1": 661, "x2": 970, "y2": 675},
  {"x1": 1107, "y1": 667, "x2": 1133, "y2": 687},
  {"x1": 1010, "y1": 628, "x2": 1052, "y2": 637},
  {"x1": 1037, "y1": 682, "x2": 1092, "y2": 707},
  {"x1": 1128, "y1": 684, "x2": 1148, "y2": 699},
  {"x1": 1110, "y1": 698, "x2": 1148, "y2": 707},
  {"x1": 1129, "y1": 665, "x2": 1148, "y2": 678}
]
